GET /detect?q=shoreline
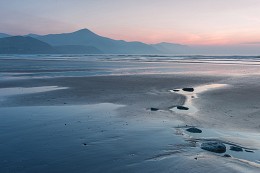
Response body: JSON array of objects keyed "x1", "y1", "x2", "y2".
[{"x1": 0, "y1": 64, "x2": 259, "y2": 172}]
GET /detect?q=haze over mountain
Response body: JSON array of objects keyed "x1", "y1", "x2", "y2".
[{"x1": 151, "y1": 42, "x2": 190, "y2": 54}]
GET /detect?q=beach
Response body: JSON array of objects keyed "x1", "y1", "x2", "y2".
[{"x1": 0, "y1": 55, "x2": 259, "y2": 172}]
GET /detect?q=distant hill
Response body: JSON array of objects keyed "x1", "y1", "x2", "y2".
[
  {"x1": 0, "y1": 36, "x2": 57, "y2": 54},
  {"x1": 26, "y1": 34, "x2": 41, "y2": 38},
  {"x1": 151, "y1": 42, "x2": 190, "y2": 54},
  {"x1": 36, "y1": 29, "x2": 160, "y2": 54},
  {"x1": 54, "y1": 45, "x2": 103, "y2": 54},
  {"x1": 0, "y1": 33, "x2": 11, "y2": 38},
  {"x1": 0, "y1": 29, "x2": 195, "y2": 54}
]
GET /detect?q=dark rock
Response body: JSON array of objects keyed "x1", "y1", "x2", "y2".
[
  {"x1": 182, "y1": 88, "x2": 194, "y2": 92},
  {"x1": 245, "y1": 150, "x2": 254, "y2": 153},
  {"x1": 186, "y1": 127, "x2": 202, "y2": 133},
  {"x1": 177, "y1": 106, "x2": 189, "y2": 110},
  {"x1": 150, "y1": 107, "x2": 159, "y2": 111},
  {"x1": 230, "y1": 146, "x2": 243, "y2": 152},
  {"x1": 201, "y1": 142, "x2": 226, "y2": 153},
  {"x1": 223, "y1": 154, "x2": 232, "y2": 157}
]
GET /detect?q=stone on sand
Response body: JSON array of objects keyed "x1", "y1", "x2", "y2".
[
  {"x1": 177, "y1": 106, "x2": 189, "y2": 110},
  {"x1": 150, "y1": 107, "x2": 159, "y2": 111},
  {"x1": 245, "y1": 150, "x2": 254, "y2": 153},
  {"x1": 186, "y1": 127, "x2": 202, "y2": 133},
  {"x1": 230, "y1": 146, "x2": 243, "y2": 152},
  {"x1": 201, "y1": 142, "x2": 226, "y2": 153},
  {"x1": 182, "y1": 88, "x2": 194, "y2": 92}
]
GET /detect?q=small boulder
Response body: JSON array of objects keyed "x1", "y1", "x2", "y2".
[
  {"x1": 177, "y1": 106, "x2": 189, "y2": 110},
  {"x1": 245, "y1": 150, "x2": 254, "y2": 153},
  {"x1": 150, "y1": 107, "x2": 159, "y2": 111},
  {"x1": 223, "y1": 154, "x2": 232, "y2": 157},
  {"x1": 230, "y1": 146, "x2": 243, "y2": 152},
  {"x1": 186, "y1": 127, "x2": 202, "y2": 133},
  {"x1": 182, "y1": 88, "x2": 194, "y2": 92},
  {"x1": 201, "y1": 142, "x2": 226, "y2": 153}
]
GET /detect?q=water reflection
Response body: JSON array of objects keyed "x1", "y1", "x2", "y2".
[{"x1": 170, "y1": 84, "x2": 228, "y2": 114}]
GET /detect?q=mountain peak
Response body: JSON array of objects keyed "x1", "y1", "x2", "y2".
[{"x1": 73, "y1": 28, "x2": 95, "y2": 34}]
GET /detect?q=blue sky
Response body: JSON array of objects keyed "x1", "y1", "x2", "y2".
[{"x1": 1, "y1": 0, "x2": 260, "y2": 45}]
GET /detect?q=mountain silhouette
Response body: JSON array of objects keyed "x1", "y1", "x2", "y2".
[
  {"x1": 35, "y1": 29, "x2": 160, "y2": 54},
  {"x1": 2, "y1": 29, "x2": 253, "y2": 55},
  {"x1": 0, "y1": 36, "x2": 57, "y2": 54},
  {"x1": 0, "y1": 29, "x2": 192, "y2": 54}
]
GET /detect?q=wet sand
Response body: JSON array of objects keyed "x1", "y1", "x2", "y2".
[
  {"x1": 0, "y1": 57, "x2": 260, "y2": 172},
  {"x1": 0, "y1": 74, "x2": 259, "y2": 131},
  {"x1": 195, "y1": 76, "x2": 260, "y2": 132}
]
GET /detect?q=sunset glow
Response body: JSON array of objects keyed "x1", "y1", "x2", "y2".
[{"x1": 1, "y1": 0, "x2": 260, "y2": 45}]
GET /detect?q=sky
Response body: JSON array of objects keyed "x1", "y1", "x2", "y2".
[{"x1": 1, "y1": 0, "x2": 260, "y2": 45}]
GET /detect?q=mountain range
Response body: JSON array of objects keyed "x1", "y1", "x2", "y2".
[
  {"x1": 0, "y1": 29, "x2": 260, "y2": 55},
  {"x1": 0, "y1": 29, "x2": 188, "y2": 54}
]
